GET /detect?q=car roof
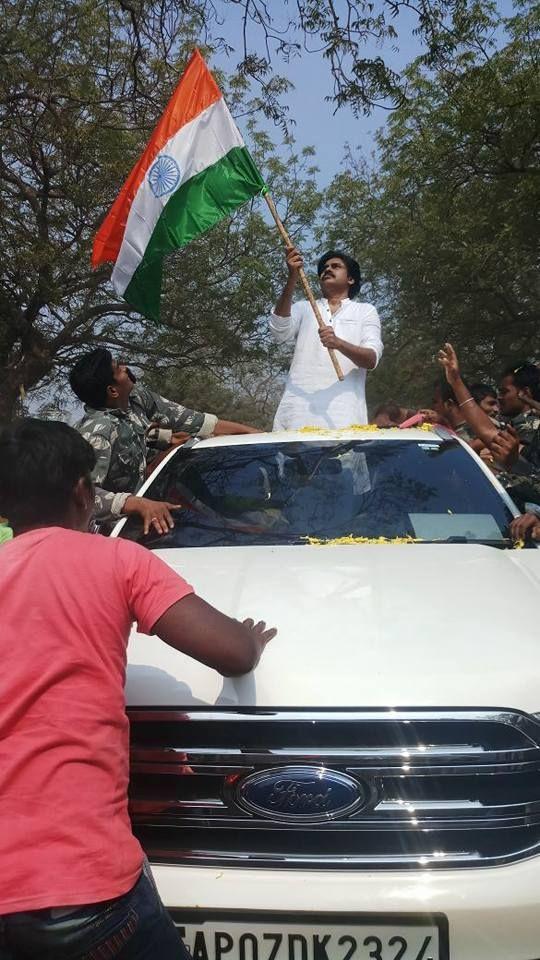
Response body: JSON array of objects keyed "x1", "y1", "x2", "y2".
[{"x1": 189, "y1": 426, "x2": 450, "y2": 449}]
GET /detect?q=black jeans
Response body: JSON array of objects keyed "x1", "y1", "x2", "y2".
[{"x1": 0, "y1": 863, "x2": 191, "y2": 960}]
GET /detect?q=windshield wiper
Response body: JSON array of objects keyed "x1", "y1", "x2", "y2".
[{"x1": 418, "y1": 537, "x2": 517, "y2": 548}]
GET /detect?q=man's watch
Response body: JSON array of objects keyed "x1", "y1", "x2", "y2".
[{"x1": 145, "y1": 425, "x2": 173, "y2": 450}]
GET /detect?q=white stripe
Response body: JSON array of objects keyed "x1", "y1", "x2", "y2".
[{"x1": 112, "y1": 98, "x2": 244, "y2": 294}]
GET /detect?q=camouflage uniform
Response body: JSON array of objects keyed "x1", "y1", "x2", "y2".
[
  {"x1": 510, "y1": 410, "x2": 540, "y2": 448},
  {"x1": 497, "y1": 413, "x2": 540, "y2": 512},
  {"x1": 498, "y1": 466, "x2": 540, "y2": 513},
  {"x1": 76, "y1": 384, "x2": 217, "y2": 520},
  {"x1": 454, "y1": 410, "x2": 540, "y2": 511}
]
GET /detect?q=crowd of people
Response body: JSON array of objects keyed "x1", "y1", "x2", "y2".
[
  {"x1": 0, "y1": 246, "x2": 538, "y2": 957},
  {"x1": 372, "y1": 344, "x2": 540, "y2": 541},
  {"x1": 63, "y1": 246, "x2": 539, "y2": 543},
  {"x1": 2, "y1": 245, "x2": 538, "y2": 546}
]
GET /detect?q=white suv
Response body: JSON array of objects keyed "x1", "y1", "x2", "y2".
[{"x1": 113, "y1": 427, "x2": 540, "y2": 960}]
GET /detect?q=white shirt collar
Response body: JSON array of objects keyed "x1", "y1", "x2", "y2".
[{"x1": 322, "y1": 297, "x2": 351, "y2": 307}]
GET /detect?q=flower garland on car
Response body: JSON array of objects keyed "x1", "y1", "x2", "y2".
[
  {"x1": 304, "y1": 535, "x2": 524, "y2": 548},
  {"x1": 303, "y1": 535, "x2": 422, "y2": 546},
  {"x1": 297, "y1": 424, "x2": 434, "y2": 434}
]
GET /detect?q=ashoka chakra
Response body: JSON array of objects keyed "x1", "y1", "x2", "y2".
[{"x1": 148, "y1": 155, "x2": 181, "y2": 198}]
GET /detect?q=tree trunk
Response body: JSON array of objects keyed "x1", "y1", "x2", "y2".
[{"x1": 0, "y1": 379, "x2": 25, "y2": 425}]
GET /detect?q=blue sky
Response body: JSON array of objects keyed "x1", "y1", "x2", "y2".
[{"x1": 213, "y1": 0, "x2": 515, "y2": 186}]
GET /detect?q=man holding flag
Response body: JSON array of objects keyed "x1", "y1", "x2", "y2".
[{"x1": 269, "y1": 246, "x2": 383, "y2": 430}]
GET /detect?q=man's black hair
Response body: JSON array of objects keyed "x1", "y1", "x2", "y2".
[
  {"x1": 69, "y1": 348, "x2": 115, "y2": 407},
  {"x1": 0, "y1": 419, "x2": 95, "y2": 533},
  {"x1": 502, "y1": 361, "x2": 540, "y2": 401},
  {"x1": 372, "y1": 401, "x2": 403, "y2": 423},
  {"x1": 317, "y1": 250, "x2": 362, "y2": 299},
  {"x1": 470, "y1": 382, "x2": 497, "y2": 404}
]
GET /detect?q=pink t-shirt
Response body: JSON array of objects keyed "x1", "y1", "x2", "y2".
[{"x1": 0, "y1": 527, "x2": 193, "y2": 914}]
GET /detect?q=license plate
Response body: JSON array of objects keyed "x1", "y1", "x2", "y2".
[{"x1": 170, "y1": 911, "x2": 449, "y2": 960}]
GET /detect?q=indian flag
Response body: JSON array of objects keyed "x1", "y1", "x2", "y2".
[{"x1": 92, "y1": 49, "x2": 267, "y2": 320}]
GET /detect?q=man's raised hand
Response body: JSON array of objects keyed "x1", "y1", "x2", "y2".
[
  {"x1": 286, "y1": 245, "x2": 303, "y2": 277},
  {"x1": 437, "y1": 342, "x2": 460, "y2": 383}
]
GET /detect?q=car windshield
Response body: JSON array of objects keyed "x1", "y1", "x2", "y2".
[{"x1": 118, "y1": 438, "x2": 517, "y2": 549}]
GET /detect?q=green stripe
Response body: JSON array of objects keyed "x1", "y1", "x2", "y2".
[{"x1": 124, "y1": 146, "x2": 266, "y2": 321}]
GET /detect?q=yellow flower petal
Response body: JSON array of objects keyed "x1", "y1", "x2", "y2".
[{"x1": 303, "y1": 534, "x2": 422, "y2": 546}]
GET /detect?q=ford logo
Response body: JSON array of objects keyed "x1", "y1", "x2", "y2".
[{"x1": 235, "y1": 766, "x2": 369, "y2": 823}]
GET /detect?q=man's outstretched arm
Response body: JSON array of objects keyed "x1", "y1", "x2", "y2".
[
  {"x1": 213, "y1": 420, "x2": 259, "y2": 435},
  {"x1": 138, "y1": 385, "x2": 257, "y2": 438},
  {"x1": 154, "y1": 594, "x2": 277, "y2": 676}
]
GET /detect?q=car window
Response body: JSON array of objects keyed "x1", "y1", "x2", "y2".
[{"x1": 119, "y1": 439, "x2": 515, "y2": 548}]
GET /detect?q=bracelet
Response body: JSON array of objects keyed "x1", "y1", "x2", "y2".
[{"x1": 459, "y1": 397, "x2": 475, "y2": 408}]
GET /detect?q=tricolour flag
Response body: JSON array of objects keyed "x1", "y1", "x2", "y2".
[{"x1": 92, "y1": 49, "x2": 267, "y2": 320}]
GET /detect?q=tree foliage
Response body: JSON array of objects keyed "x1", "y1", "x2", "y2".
[
  {"x1": 0, "y1": 0, "x2": 322, "y2": 423},
  {"x1": 1, "y1": 0, "x2": 185, "y2": 420},
  {"x1": 190, "y1": 0, "x2": 498, "y2": 115},
  {"x1": 1, "y1": 0, "x2": 536, "y2": 422},
  {"x1": 324, "y1": 2, "x2": 540, "y2": 407}
]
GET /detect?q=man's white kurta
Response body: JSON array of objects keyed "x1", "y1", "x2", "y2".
[{"x1": 269, "y1": 298, "x2": 383, "y2": 430}]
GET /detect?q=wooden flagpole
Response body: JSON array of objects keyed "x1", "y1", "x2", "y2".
[{"x1": 264, "y1": 193, "x2": 344, "y2": 382}]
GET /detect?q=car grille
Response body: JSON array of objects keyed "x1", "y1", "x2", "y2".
[{"x1": 128, "y1": 707, "x2": 540, "y2": 869}]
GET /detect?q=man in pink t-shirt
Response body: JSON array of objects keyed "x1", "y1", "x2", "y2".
[{"x1": 0, "y1": 418, "x2": 276, "y2": 960}]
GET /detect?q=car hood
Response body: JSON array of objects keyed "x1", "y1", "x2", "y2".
[{"x1": 126, "y1": 544, "x2": 540, "y2": 712}]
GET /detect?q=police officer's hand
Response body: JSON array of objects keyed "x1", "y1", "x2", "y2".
[
  {"x1": 171, "y1": 431, "x2": 191, "y2": 446},
  {"x1": 122, "y1": 496, "x2": 181, "y2": 535},
  {"x1": 489, "y1": 425, "x2": 520, "y2": 469},
  {"x1": 510, "y1": 512, "x2": 540, "y2": 543}
]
